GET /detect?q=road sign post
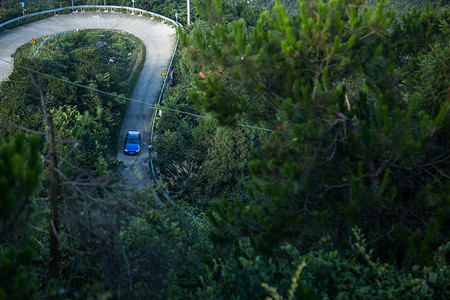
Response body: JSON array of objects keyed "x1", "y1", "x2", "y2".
[
  {"x1": 31, "y1": 38, "x2": 36, "y2": 54},
  {"x1": 21, "y1": 2, "x2": 25, "y2": 16},
  {"x1": 187, "y1": 0, "x2": 190, "y2": 25}
]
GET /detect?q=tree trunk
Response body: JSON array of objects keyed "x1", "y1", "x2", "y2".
[{"x1": 48, "y1": 115, "x2": 59, "y2": 280}]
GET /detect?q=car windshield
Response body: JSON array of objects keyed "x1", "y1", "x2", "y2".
[{"x1": 127, "y1": 137, "x2": 140, "y2": 144}]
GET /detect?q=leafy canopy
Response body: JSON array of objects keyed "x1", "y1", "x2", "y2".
[{"x1": 184, "y1": 0, "x2": 449, "y2": 265}]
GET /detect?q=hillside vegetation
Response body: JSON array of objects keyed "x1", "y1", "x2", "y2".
[
  {"x1": 1, "y1": 0, "x2": 449, "y2": 299},
  {"x1": 1, "y1": 29, "x2": 143, "y2": 173}
]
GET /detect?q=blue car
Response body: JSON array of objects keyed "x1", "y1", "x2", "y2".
[{"x1": 124, "y1": 131, "x2": 141, "y2": 155}]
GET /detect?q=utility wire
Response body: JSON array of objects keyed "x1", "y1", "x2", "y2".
[
  {"x1": 0, "y1": 58, "x2": 277, "y2": 132},
  {"x1": 0, "y1": 58, "x2": 148, "y2": 105}
]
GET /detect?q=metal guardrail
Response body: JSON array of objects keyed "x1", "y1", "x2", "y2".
[
  {"x1": 0, "y1": 5, "x2": 180, "y2": 29},
  {"x1": 149, "y1": 35, "x2": 195, "y2": 219},
  {"x1": 149, "y1": 33, "x2": 180, "y2": 207},
  {"x1": 33, "y1": 29, "x2": 79, "y2": 57}
]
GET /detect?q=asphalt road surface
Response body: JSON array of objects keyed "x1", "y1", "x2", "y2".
[{"x1": 0, "y1": 10, "x2": 177, "y2": 189}]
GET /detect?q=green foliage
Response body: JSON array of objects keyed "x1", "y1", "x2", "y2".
[
  {"x1": 186, "y1": 0, "x2": 449, "y2": 267},
  {"x1": 391, "y1": 7, "x2": 450, "y2": 118},
  {"x1": 0, "y1": 133, "x2": 41, "y2": 235},
  {"x1": 201, "y1": 126, "x2": 254, "y2": 199},
  {"x1": 195, "y1": 255, "x2": 303, "y2": 299},
  {"x1": 189, "y1": 0, "x2": 394, "y2": 126},
  {"x1": 261, "y1": 262, "x2": 311, "y2": 300},
  {"x1": 406, "y1": 19, "x2": 449, "y2": 117},
  {"x1": 1, "y1": 1, "x2": 449, "y2": 298},
  {"x1": 0, "y1": 238, "x2": 37, "y2": 300},
  {"x1": 0, "y1": 134, "x2": 41, "y2": 300},
  {"x1": 281, "y1": 229, "x2": 450, "y2": 299},
  {"x1": 0, "y1": 0, "x2": 23, "y2": 22},
  {"x1": 196, "y1": 226, "x2": 449, "y2": 299},
  {"x1": 0, "y1": 30, "x2": 141, "y2": 175},
  {"x1": 113, "y1": 189, "x2": 212, "y2": 299},
  {"x1": 155, "y1": 18, "x2": 269, "y2": 210},
  {"x1": 0, "y1": 30, "x2": 144, "y2": 297}
]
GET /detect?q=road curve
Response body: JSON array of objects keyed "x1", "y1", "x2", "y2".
[{"x1": 0, "y1": 10, "x2": 177, "y2": 189}]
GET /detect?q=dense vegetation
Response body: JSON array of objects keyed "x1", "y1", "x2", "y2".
[
  {"x1": 1, "y1": 0, "x2": 449, "y2": 299},
  {"x1": 1, "y1": 29, "x2": 143, "y2": 173}
]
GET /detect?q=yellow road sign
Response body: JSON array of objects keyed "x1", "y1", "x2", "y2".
[
  {"x1": 161, "y1": 70, "x2": 167, "y2": 76},
  {"x1": 30, "y1": 38, "x2": 36, "y2": 44}
]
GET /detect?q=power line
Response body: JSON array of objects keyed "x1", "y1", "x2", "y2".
[
  {"x1": 0, "y1": 58, "x2": 276, "y2": 132},
  {"x1": 0, "y1": 58, "x2": 148, "y2": 105}
]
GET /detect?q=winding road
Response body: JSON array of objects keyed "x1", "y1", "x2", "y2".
[{"x1": 0, "y1": 9, "x2": 177, "y2": 189}]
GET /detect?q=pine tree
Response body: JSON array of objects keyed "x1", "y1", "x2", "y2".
[
  {"x1": 186, "y1": 0, "x2": 449, "y2": 264},
  {"x1": 0, "y1": 133, "x2": 41, "y2": 299},
  {"x1": 0, "y1": 133, "x2": 41, "y2": 235}
]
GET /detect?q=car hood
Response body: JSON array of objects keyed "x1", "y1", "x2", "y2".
[{"x1": 125, "y1": 143, "x2": 140, "y2": 151}]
